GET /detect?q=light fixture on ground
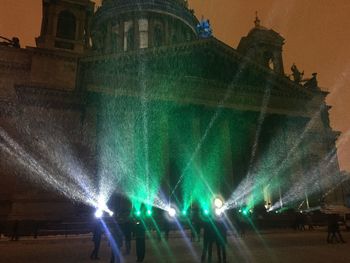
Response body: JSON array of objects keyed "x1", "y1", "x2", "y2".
[
  {"x1": 95, "y1": 207, "x2": 114, "y2": 218},
  {"x1": 215, "y1": 208, "x2": 224, "y2": 217},
  {"x1": 242, "y1": 208, "x2": 249, "y2": 216},
  {"x1": 168, "y1": 207, "x2": 177, "y2": 218},
  {"x1": 146, "y1": 209, "x2": 152, "y2": 216},
  {"x1": 95, "y1": 209, "x2": 103, "y2": 218}
]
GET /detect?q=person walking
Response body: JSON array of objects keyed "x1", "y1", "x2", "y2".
[
  {"x1": 90, "y1": 220, "x2": 103, "y2": 260},
  {"x1": 192, "y1": 210, "x2": 201, "y2": 242},
  {"x1": 333, "y1": 214, "x2": 346, "y2": 243},
  {"x1": 122, "y1": 215, "x2": 132, "y2": 255},
  {"x1": 201, "y1": 220, "x2": 209, "y2": 262},
  {"x1": 201, "y1": 219, "x2": 215, "y2": 263},
  {"x1": 306, "y1": 213, "x2": 314, "y2": 230},
  {"x1": 10, "y1": 220, "x2": 19, "y2": 241},
  {"x1": 110, "y1": 222, "x2": 124, "y2": 263},
  {"x1": 215, "y1": 218, "x2": 227, "y2": 263},
  {"x1": 327, "y1": 213, "x2": 346, "y2": 243},
  {"x1": 134, "y1": 218, "x2": 146, "y2": 262},
  {"x1": 163, "y1": 219, "x2": 170, "y2": 241}
]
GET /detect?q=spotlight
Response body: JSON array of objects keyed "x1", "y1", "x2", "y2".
[
  {"x1": 95, "y1": 209, "x2": 103, "y2": 218},
  {"x1": 168, "y1": 207, "x2": 176, "y2": 218},
  {"x1": 214, "y1": 197, "x2": 224, "y2": 209},
  {"x1": 215, "y1": 208, "x2": 224, "y2": 217},
  {"x1": 108, "y1": 211, "x2": 114, "y2": 217},
  {"x1": 182, "y1": 210, "x2": 187, "y2": 216},
  {"x1": 146, "y1": 209, "x2": 152, "y2": 216},
  {"x1": 135, "y1": 210, "x2": 141, "y2": 217},
  {"x1": 204, "y1": 209, "x2": 209, "y2": 215}
]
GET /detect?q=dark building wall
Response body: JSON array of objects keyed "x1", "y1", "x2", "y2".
[{"x1": 0, "y1": 0, "x2": 346, "y2": 222}]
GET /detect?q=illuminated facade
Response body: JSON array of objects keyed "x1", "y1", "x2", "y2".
[{"x1": 0, "y1": 0, "x2": 347, "y2": 220}]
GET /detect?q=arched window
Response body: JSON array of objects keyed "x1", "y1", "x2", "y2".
[
  {"x1": 124, "y1": 20, "x2": 134, "y2": 51},
  {"x1": 56, "y1": 10, "x2": 76, "y2": 40},
  {"x1": 153, "y1": 24, "x2": 164, "y2": 47},
  {"x1": 138, "y1": 19, "x2": 149, "y2": 49},
  {"x1": 263, "y1": 51, "x2": 275, "y2": 70}
]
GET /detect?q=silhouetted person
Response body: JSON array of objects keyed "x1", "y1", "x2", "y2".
[
  {"x1": 293, "y1": 213, "x2": 299, "y2": 230},
  {"x1": 33, "y1": 221, "x2": 40, "y2": 239},
  {"x1": 191, "y1": 209, "x2": 201, "y2": 242},
  {"x1": 163, "y1": 219, "x2": 170, "y2": 241},
  {"x1": 155, "y1": 211, "x2": 162, "y2": 242},
  {"x1": 299, "y1": 213, "x2": 306, "y2": 231},
  {"x1": 327, "y1": 214, "x2": 335, "y2": 243},
  {"x1": 201, "y1": 220, "x2": 209, "y2": 262},
  {"x1": 110, "y1": 223, "x2": 123, "y2": 263},
  {"x1": 190, "y1": 224, "x2": 197, "y2": 242},
  {"x1": 122, "y1": 217, "x2": 132, "y2": 255},
  {"x1": 201, "y1": 219, "x2": 215, "y2": 263},
  {"x1": 306, "y1": 213, "x2": 314, "y2": 230},
  {"x1": 90, "y1": 220, "x2": 103, "y2": 260},
  {"x1": 236, "y1": 214, "x2": 246, "y2": 237},
  {"x1": 293, "y1": 213, "x2": 305, "y2": 231},
  {"x1": 10, "y1": 220, "x2": 19, "y2": 241},
  {"x1": 134, "y1": 219, "x2": 146, "y2": 262},
  {"x1": 327, "y1": 214, "x2": 346, "y2": 244},
  {"x1": 215, "y1": 219, "x2": 227, "y2": 263}
]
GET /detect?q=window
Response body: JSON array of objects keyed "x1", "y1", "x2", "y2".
[
  {"x1": 268, "y1": 58, "x2": 275, "y2": 71},
  {"x1": 264, "y1": 51, "x2": 275, "y2": 70},
  {"x1": 111, "y1": 22, "x2": 120, "y2": 52},
  {"x1": 56, "y1": 10, "x2": 76, "y2": 40},
  {"x1": 124, "y1": 20, "x2": 134, "y2": 51},
  {"x1": 138, "y1": 19, "x2": 149, "y2": 49}
]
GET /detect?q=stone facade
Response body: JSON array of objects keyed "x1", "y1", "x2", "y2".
[{"x1": 0, "y1": 0, "x2": 347, "y2": 220}]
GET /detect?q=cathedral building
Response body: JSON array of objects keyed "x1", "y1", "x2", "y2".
[{"x1": 0, "y1": 0, "x2": 347, "y2": 221}]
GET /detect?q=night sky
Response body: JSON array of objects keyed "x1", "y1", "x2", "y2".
[{"x1": 0, "y1": 0, "x2": 349, "y2": 171}]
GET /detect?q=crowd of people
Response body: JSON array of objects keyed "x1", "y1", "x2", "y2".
[
  {"x1": 200, "y1": 218, "x2": 227, "y2": 263},
  {"x1": 1, "y1": 207, "x2": 347, "y2": 262},
  {"x1": 89, "y1": 207, "x2": 231, "y2": 263},
  {"x1": 292, "y1": 212, "x2": 347, "y2": 244},
  {"x1": 89, "y1": 208, "x2": 349, "y2": 262}
]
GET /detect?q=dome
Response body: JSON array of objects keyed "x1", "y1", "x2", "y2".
[{"x1": 90, "y1": 0, "x2": 199, "y2": 53}]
